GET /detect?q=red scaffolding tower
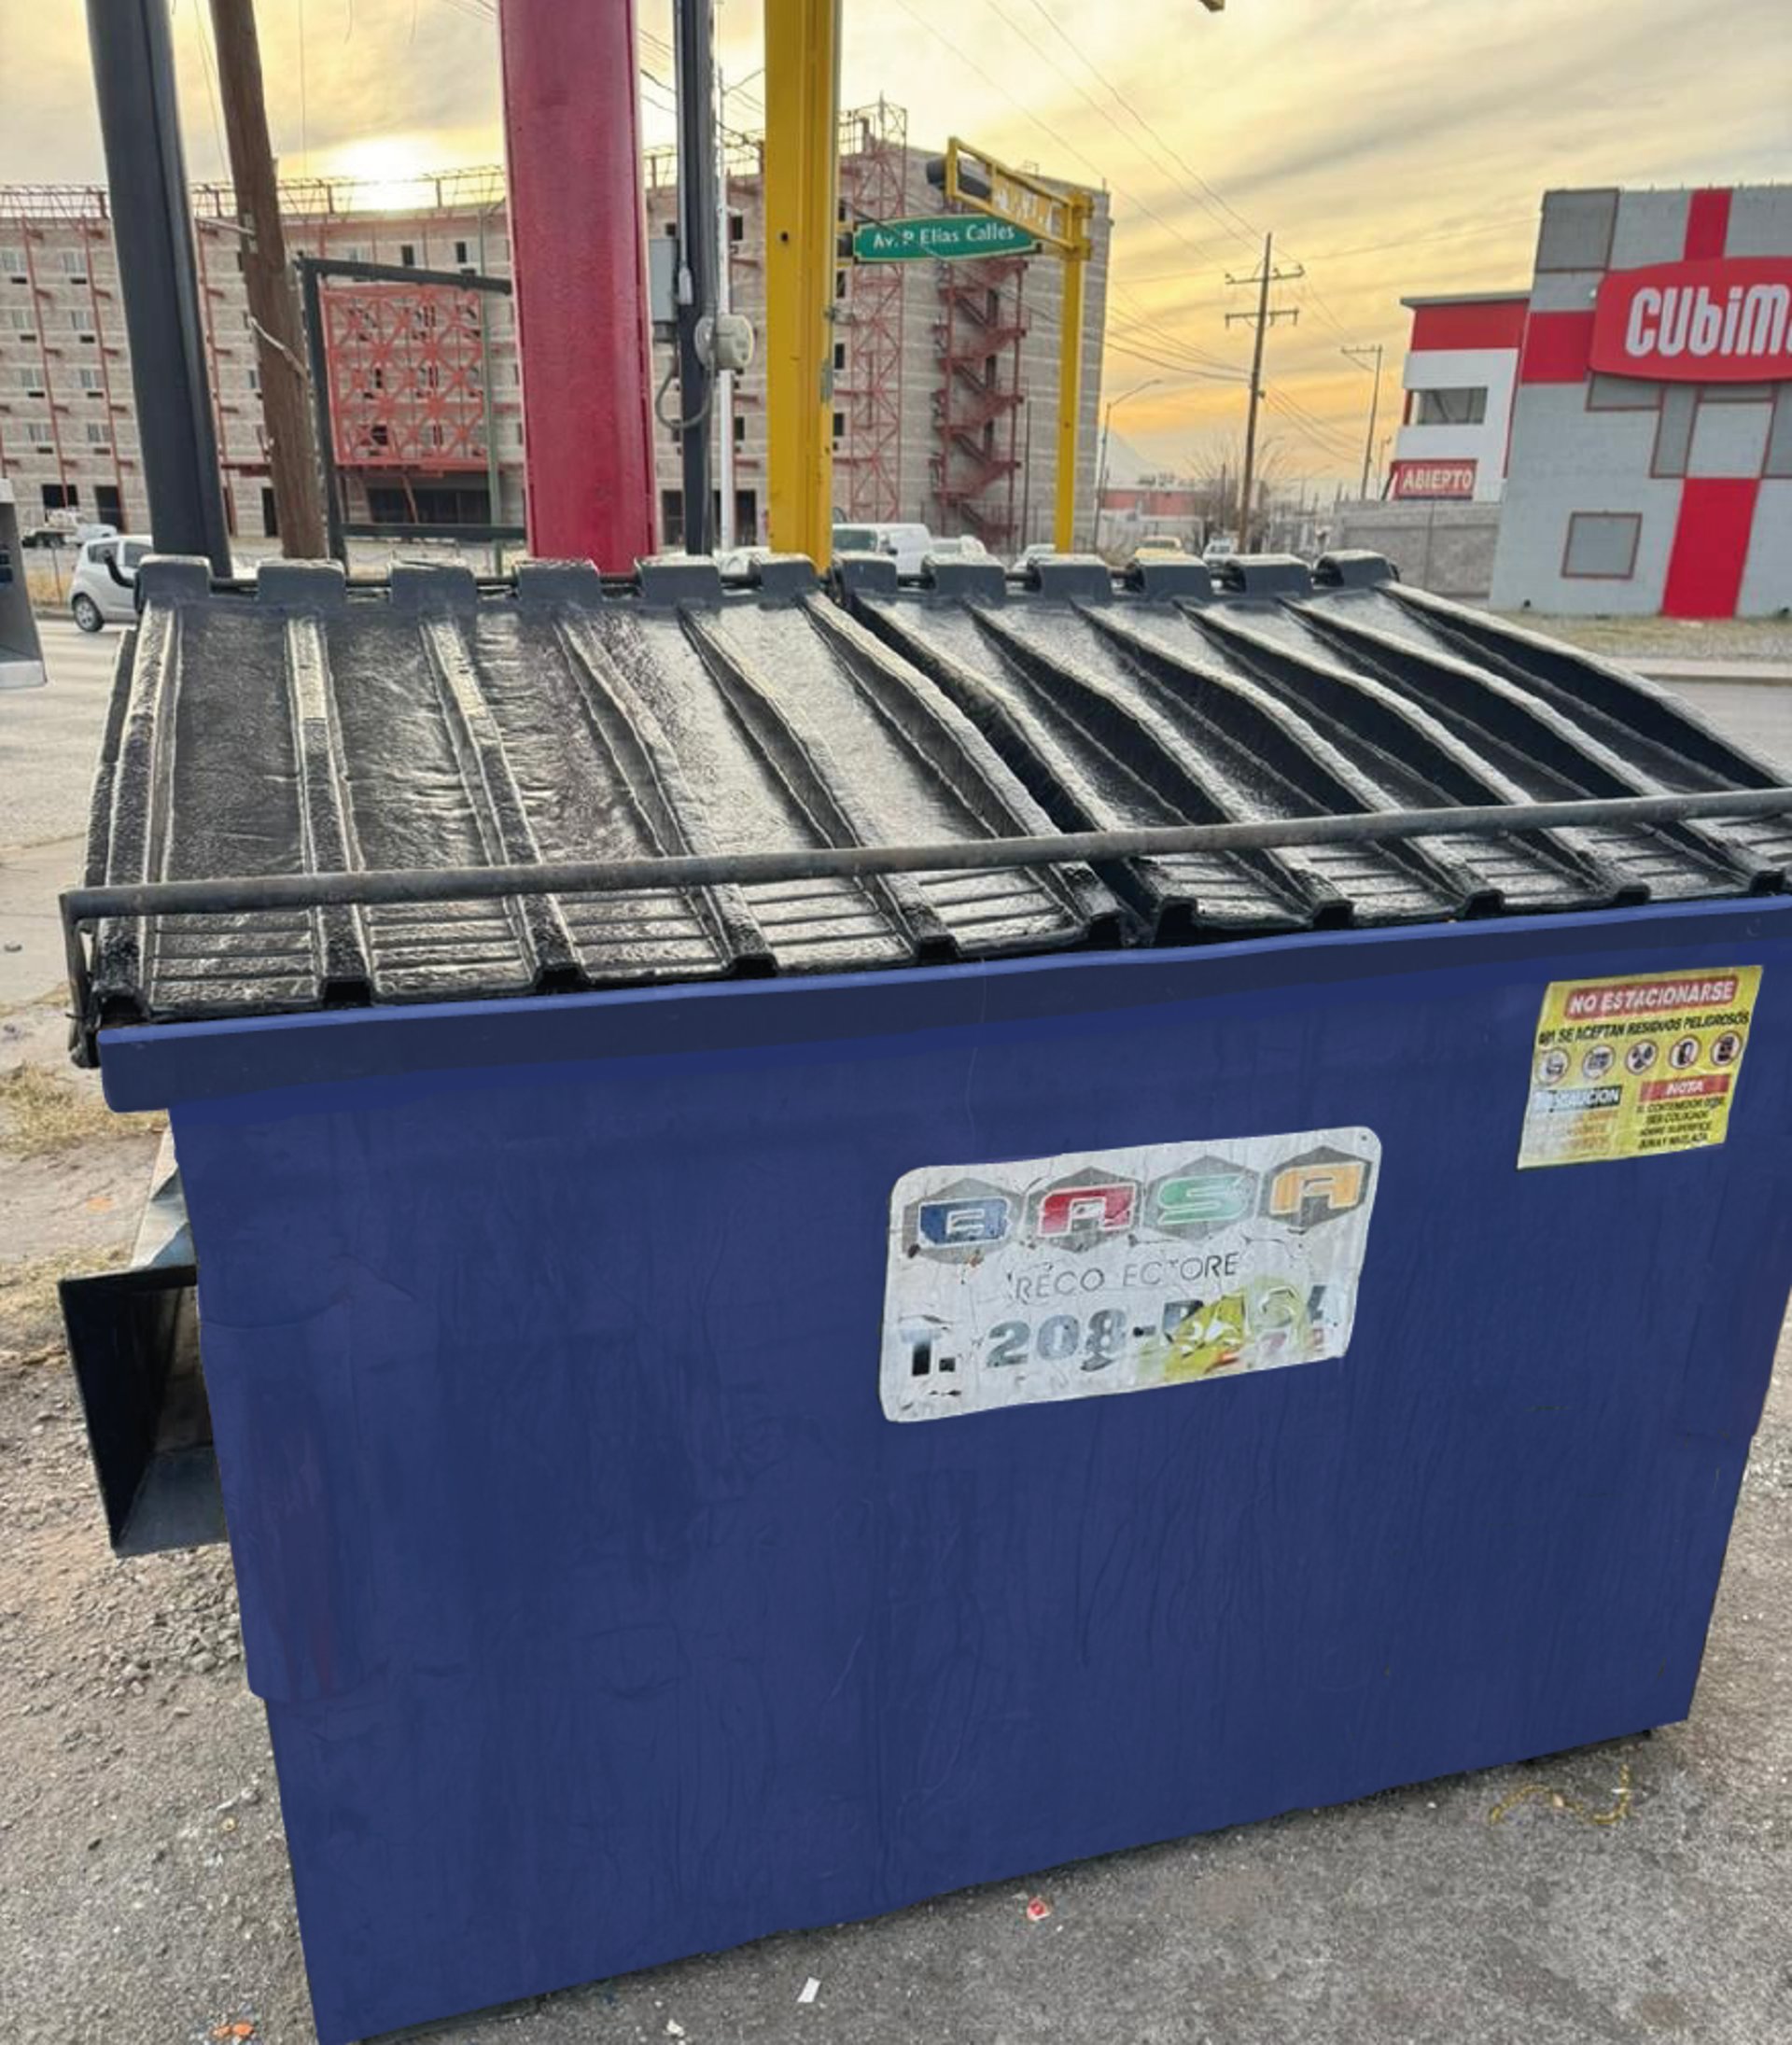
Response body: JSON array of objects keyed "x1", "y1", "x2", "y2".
[{"x1": 834, "y1": 100, "x2": 907, "y2": 523}]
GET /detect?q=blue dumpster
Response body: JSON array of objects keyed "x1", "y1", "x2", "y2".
[{"x1": 64, "y1": 553, "x2": 1792, "y2": 2041}]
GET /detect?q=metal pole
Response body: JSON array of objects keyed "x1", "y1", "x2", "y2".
[
  {"x1": 208, "y1": 0, "x2": 328, "y2": 559},
  {"x1": 295, "y1": 259, "x2": 346, "y2": 563},
  {"x1": 475, "y1": 203, "x2": 504, "y2": 571},
  {"x1": 673, "y1": 0, "x2": 719, "y2": 555},
  {"x1": 1093, "y1": 398, "x2": 1113, "y2": 554},
  {"x1": 716, "y1": 64, "x2": 736, "y2": 552},
  {"x1": 86, "y1": 0, "x2": 231, "y2": 573},
  {"x1": 497, "y1": 0, "x2": 657, "y2": 568},
  {"x1": 1343, "y1": 342, "x2": 1383, "y2": 502},
  {"x1": 63, "y1": 785, "x2": 1792, "y2": 931},
  {"x1": 1053, "y1": 198, "x2": 1090, "y2": 552},
  {"x1": 764, "y1": 0, "x2": 840, "y2": 566}
]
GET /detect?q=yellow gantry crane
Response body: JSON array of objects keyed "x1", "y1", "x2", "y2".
[
  {"x1": 763, "y1": 0, "x2": 842, "y2": 567},
  {"x1": 763, "y1": 2, "x2": 1223, "y2": 565}
]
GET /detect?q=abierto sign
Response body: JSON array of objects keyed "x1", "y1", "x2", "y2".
[
  {"x1": 1591, "y1": 258, "x2": 1792, "y2": 383},
  {"x1": 1390, "y1": 458, "x2": 1477, "y2": 500}
]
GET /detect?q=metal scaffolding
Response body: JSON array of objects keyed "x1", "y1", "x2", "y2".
[
  {"x1": 834, "y1": 99, "x2": 907, "y2": 523},
  {"x1": 931, "y1": 253, "x2": 1029, "y2": 550}
]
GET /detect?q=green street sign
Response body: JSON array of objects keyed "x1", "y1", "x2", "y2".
[{"x1": 851, "y1": 214, "x2": 1038, "y2": 263}]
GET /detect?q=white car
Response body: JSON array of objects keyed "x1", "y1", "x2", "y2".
[
  {"x1": 1201, "y1": 536, "x2": 1238, "y2": 570},
  {"x1": 923, "y1": 535, "x2": 990, "y2": 567},
  {"x1": 714, "y1": 545, "x2": 779, "y2": 581},
  {"x1": 68, "y1": 533, "x2": 150, "y2": 630}
]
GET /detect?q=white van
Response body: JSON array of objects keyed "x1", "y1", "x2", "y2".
[{"x1": 831, "y1": 522, "x2": 935, "y2": 578}]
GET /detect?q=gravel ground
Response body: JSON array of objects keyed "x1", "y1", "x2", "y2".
[{"x1": 5, "y1": 622, "x2": 1792, "y2": 2045}]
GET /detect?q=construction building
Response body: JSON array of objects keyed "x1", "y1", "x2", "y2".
[{"x1": 0, "y1": 105, "x2": 1110, "y2": 555}]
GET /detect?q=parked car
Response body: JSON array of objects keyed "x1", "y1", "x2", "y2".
[
  {"x1": 922, "y1": 535, "x2": 991, "y2": 569},
  {"x1": 1201, "y1": 536, "x2": 1238, "y2": 569},
  {"x1": 714, "y1": 545, "x2": 779, "y2": 581},
  {"x1": 1132, "y1": 534, "x2": 1188, "y2": 558},
  {"x1": 68, "y1": 533, "x2": 150, "y2": 631},
  {"x1": 831, "y1": 521, "x2": 936, "y2": 577},
  {"x1": 1015, "y1": 541, "x2": 1059, "y2": 572}
]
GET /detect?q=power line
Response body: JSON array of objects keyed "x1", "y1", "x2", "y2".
[
  {"x1": 988, "y1": 0, "x2": 1257, "y2": 257},
  {"x1": 881, "y1": 0, "x2": 1240, "y2": 282},
  {"x1": 1018, "y1": 0, "x2": 1261, "y2": 251}
]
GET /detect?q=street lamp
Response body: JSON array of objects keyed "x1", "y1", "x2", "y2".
[{"x1": 1093, "y1": 377, "x2": 1162, "y2": 554}]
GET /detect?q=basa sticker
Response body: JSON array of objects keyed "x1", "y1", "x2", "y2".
[
  {"x1": 1518, "y1": 966, "x2": 1760, "y2": 1170},
  {"x1": 879, "y1": 1128, "x2": 1380, "y2": 1422}
]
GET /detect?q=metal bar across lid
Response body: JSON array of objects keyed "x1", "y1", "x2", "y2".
[{"x1": 64, "y1": 786, "x2": 1792, "y2": 926}]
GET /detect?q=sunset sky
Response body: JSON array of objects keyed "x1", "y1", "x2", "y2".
[{"x1": 2, "y1": 0, "x2": 1788, "y2": 483}]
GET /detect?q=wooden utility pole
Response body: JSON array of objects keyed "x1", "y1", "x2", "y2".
[
  {"x1": 209, "y1": 0, "x2": 327, "y2": 557},
  {"x1": 1225, "y1": 233, "x2": 1301, "y2": 550},
  {"x1": 1342, "y1": 342, "x2": 1384, "y2": 500}
]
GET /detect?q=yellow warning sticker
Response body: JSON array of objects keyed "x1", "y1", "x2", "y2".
[{"x1": 1518, "y1": 966, "x2": 1760, "y2": 1170}]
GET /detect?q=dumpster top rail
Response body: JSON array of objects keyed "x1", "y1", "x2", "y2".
[{"x1": 66, "y1": 549, "x2": 1792, "y2": 1061}]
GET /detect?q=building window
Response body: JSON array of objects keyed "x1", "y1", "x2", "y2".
[
  {"x1": 1586, "y1": 373, "x2": 1659, "y2": 413},
  {"x1": 1561, "y1": 511, "x2": 1641, "y2": 581},
  {"x1": 246, "y1": 366, "x2": 260, "y2": 393},
  {"x1": 60, "y1": 248, "x2": 88, "y2": 283},
  {"x1": 728, "y1": 212, "x2": 745, "y2": 244},
  {"x1": 95, "y1": 483, "x2": 122, "y2": 525},
  {"x1": 41, "y1": 484, "x2": 78, "y2": 511},
  {"x1": 0, "y1": 246, "x2": 24, "y2": 278},
  {"x1": 832, "y1": 410, "x2": 846, "y2": 441},
  {"x1": 77, "y1": 367, "x2": 103, "y2": 393},
  {"x1": 67, "y1": 308, "x2": 94, "y2": 338},
  {"x1": 455, "y1": 239, "x2": 470, "y2": 266},
  {"x1": 369, "y1": 422, "x2": 389, "y2": 448},
  {"x1": 834, "y1": 269, "x2": 847, "y2": 301},
  {"x1": 733, "y1": 414, "x2": 746, "y2": 446},
  {"x1": 1413, "y1": 386, "x2": 1487, "y2": 427},
  {"x1": 16, "y1": 367, "x2": 43, "y2": 397},
  {"x1": 833, "y1": 342, "x2": 847, "y2": 371},
  {"x1": 399, "y1": 242, "x2": 416, "y2": 267},
  {"x1": 85, "y1": 421, "x2": 109, "y2": 444},
  {"x1": 7, "y1": 308, "x2": 35, "y2": 338}
]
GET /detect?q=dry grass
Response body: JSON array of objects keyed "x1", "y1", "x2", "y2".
[
  {"x1": 1499, "y1": 612, "x2": 1792, "y2": 663},
  {"x1": 0, "y1": 1062, "x2": 162, "y2": 1159},
  {"x1": 0, "y1": 1243, "x2": 122, "y2": 1365}
]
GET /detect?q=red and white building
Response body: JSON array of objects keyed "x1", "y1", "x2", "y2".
[
  {"x1": 1384, "y1": 184, "x2": 1792, "y2": 616},
  {"x1": 1389, "y1": 292, "x2": 1528, "y2": 505},
  {"x1": 1488, "y1": 183, "x2": 1792, "y2": 617}
]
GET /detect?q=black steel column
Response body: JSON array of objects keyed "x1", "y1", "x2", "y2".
[
  {"x1": 673, "y1": 0, "x2": 719, "y2": 555},
  {"x1": 86, "y1": 0, "x2": 231, "y2": 573}
]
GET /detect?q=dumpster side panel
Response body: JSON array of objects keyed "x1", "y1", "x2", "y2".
[{"x1": 158, "y1": 905, "x2": 1792, "y2": 2044}]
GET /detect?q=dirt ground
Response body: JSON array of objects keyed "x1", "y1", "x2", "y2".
[{"x1": 3, "y1": 975, "x2": 1792, "y2": 2045}]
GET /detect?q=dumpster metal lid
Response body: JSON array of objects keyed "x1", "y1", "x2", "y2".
[
  {"x1": 78, "y1": 554, "x2": 1124, "y2": 1035},
  {"x1": 846, "y1": 551, "x2": 1792, "y2": 943},
  {"x1": 70, "y1": 551, "x2": 1792, "y2": 1046}
]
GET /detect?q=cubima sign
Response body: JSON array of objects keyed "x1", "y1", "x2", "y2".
[{"x1": 1591, "y1": 257, "x2": 1792, "y2": 383}]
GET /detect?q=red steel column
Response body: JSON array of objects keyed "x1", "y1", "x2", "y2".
[{"x1": 498, "y1": 0, "x2": 657, "y2": 568}]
